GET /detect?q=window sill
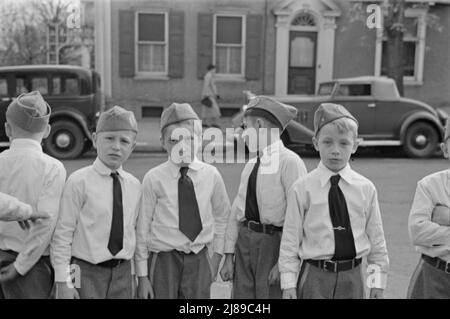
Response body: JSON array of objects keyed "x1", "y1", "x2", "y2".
[
  {"x1": 404, "y1": 80, "x2": 423, "y2": 86},
  {"x1": 215, "y1": 75, "x2": 246, "y2": 83},
  {"x1": 133, "y1": 74, "x2": 169, "y2": 81}
]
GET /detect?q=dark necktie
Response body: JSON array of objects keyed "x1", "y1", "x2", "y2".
[
  {"x1": 328, "y1": 175, "x2": 357, "y2": 261},
  {"x1": 245, "y1": 155, "x2": 261, "y2": 222},
  {"x1": 108, "y1": 172, "x2": 124, "y2": 256},
  {"x1": 178, "y1": 167, "x2": 203, "y2": 242}
]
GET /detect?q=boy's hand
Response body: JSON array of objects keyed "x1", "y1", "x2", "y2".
[
  {"x1": 29, "y1": 210, "x2": 50, "y2": 222},
  {"x1": 369, "y1": 288, "x2": 384, "y2": 299},
  {"x1": 137, "y1": 276, "x2": 154, "y2": 299},
  {"x1": 55, "y1": 282, "x2": 80, "y2": 299},
  {"x1": 431, "y1": 205, "x2": 450, "y2": 226},
  {"x1": 282, "y1": 288, "x2": 297, "y2": 299},
  {"x1": 268, "y1": 263, "x2": 280, "y2": 285},
  {"x1": 219, "y1": 254, "x2": 234, "y2": 282},
  {"x1": 210, "y1": 253, "x2": 222, "y2": 281},
  {"x1": 0, "y1": 264, "x2": 20, "y2": 282}
]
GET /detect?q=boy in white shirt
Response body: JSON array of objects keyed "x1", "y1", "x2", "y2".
[
  {"x1": 279, "y1": 103, "x2": 389, "y2": 299},
  {"x1": 0, "y1": 91, "x2": 66, "y2": 299},
  {"x1": 51, "y1": 106, "x2": 141, "y2": 299}
]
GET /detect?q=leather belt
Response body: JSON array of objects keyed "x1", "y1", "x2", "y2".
[
  {"x1": 97, "y1": 259, "x2": 127, "y2": 268},
  {"x1": 243, "y1": 220, "x2": 283, "y2": 235},
  {"x1": 306, "y1": 258, "x2": 362, "y2": 273},
  {"x1": 422, "y1": 254, "x2": 450, "y2": 274}
]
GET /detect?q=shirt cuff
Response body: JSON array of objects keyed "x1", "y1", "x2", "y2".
[
  {"x1": 54, "y1": 264, "x2": 70, "y2": 283},
  {"x1": 280, "y1": 272, "x2": 298, "y2": 290},
  {"x1": 213, "y1": 237, "x2": 225, "y2": 256},
  {"x1": 135, "y1": 260, "x2": 148, "y2": 277},
  {"x1": 367, "y1": 270, "x2": 388, "y2": 290},
  {"x1": 13, "y1": 261, "x2": 28, "y2": 276},
  {"x1": 224, "y1": 239, "x2": 236, "y2": 254}
]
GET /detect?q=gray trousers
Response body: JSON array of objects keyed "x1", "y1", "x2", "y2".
[
  {"x1": 72, "y1": 257, "x2": 132, "y2": 299},
  {"x1": 148, "y1": 247, "x2": 213, "y2": 299},
  {"x1": 297, "y1": 261, "x2": 365, "y2": 299},
  {"x1": 233, "y1": 225, "x2": 282, "y2": 299},
  {"x1": 0, "y1": 249, "x2": 53, "y2": 299},
  {"x1": 407, "y1": 258, "x2": 450, "y2": 299}
]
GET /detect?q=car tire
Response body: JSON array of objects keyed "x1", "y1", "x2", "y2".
[
  {"x1": 403, "y1": 122, "x2": 439, "y2": 158},
  {"x1": 44, "y1": 120, "x2": 86, "y2": 159}
]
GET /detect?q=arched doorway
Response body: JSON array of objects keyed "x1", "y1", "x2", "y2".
[{"x1": 288, "y1": 12, "x2": 319, "y2": 95}]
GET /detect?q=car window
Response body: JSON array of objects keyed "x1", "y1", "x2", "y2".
[
  {"x1": 0, "y1": 78, "x2": 7, "y2": 97},
  {"x1": 336, "y1": 84, "x2": 371, "y2": 97},
  {"x1": 16, "y1": 76, "x2": 30, "y2": 95},
  {"x1": 31, "y1": 76, "x2": 48, "y2": 95},
  {"x1": 318, "y1": 83, "x2": 334, "y2": 96},
  {"x1": 52, "y1": 74, "x2": 80, "y2": 96}
]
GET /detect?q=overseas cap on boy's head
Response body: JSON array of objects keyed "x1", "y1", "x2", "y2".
[
  {"x1": 244, "y1": 96, "x2": 296, "y2": 131},
  {"x1": 160, "y1": 102, "x2": 199, "y2": 132},
  {"x1": 314, "y1": 103, "x2": 358, "y2": 135},
  {"x1": 96, "y1": 105, "x2": 138, "y2": 133},
  {"x1": 6, "y1": 91, "x2": 51, "y2": 133}
]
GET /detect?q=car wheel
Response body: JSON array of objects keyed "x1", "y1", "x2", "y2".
[
  {"x1": 403, "y1": 122, "x2": 439, "y2": 158},
  {"x1": 44, "y1": 120, "x2": 86, "y2": 159}
]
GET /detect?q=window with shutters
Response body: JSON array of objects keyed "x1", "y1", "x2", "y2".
[
  {"x1": 136, "y1": 12, "x2": 168, "y2": 75},
  {"x1": 213, "y1": 14, "x2": 245, "y2": 76},
  {"x1": 375, "y1": 9, "x2": 427, "y2": 85}
]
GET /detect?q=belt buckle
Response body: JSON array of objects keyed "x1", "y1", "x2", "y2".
[
  {"x1": 247, "y1": 220, "x2": 259, "y2": 231},
  {"x1": 324, "y1": 260, "x2": 338, "y2": 272}
]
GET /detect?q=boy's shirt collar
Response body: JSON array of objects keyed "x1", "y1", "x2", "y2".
[
  {"x1": 317, "y1": 161, "x2": 355, "y2": 187},
  {"x1": 259, "y1": 139, "x2": 282, "y2": 159},
  {"x1": 167, "y1": 157, "x2": 203, "y2": 179},
  {"x1": 93, "y1": 157, "x2": 124, "y2": 176},
  {"x1": 10, "y1": 138, "x2": 42, "y2": 152}
]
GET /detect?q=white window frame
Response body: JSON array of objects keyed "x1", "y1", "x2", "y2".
[
  {"x1": 135, "y1": 11, "x2": 169, "y2": 77},
  {"x1": 374, "y1": 8, "x2": 427, "y2": 85},
  {"x1": 213, "y1": 13, "x2": 246, "y2": 79}
]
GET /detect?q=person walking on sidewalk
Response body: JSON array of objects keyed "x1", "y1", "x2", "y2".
[{"x1": 201, "y1": 64, "x2": 221, "y2": 129}]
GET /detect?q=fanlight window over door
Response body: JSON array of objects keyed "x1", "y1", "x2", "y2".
[{"x1": 291, "y1": 12, "x2": 316, "y2": 27}]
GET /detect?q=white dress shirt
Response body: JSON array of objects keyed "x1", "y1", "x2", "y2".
[
  {"x1": 135, "y1": 158, "x2": 231, "y2": 277},
  {"x1": 279, "y1": 162, "x2": 389, "y2": 290},
  {"x1": 51, "y1": 158, "x2": 141, "y2": 282},
  {"x1": 224, "y1": 140, "x2": 307, "y2": 254},
  {"x1": 0, "y1": 139, "x2": 66, "y2": 275},
  {"x1": 0, "y1": 192, "x2": 32, "y2": 221},
  {"x1": 409, "y1": 169, "x2": 450, "y2": 262}
]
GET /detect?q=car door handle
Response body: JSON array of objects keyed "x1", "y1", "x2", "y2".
[
  {"x1": 1, "y1": 97, "x2": 11, "y2": 102},
  {"x1": 368, "y1": 103, "x2": 376, "y2": 108}
]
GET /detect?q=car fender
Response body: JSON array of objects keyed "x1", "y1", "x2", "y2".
[
  {"x1": 399, "y1": 111, "x2": 444, "y2": 142},
  {"x1": 284, "y1": 120, "x2": 315, "y2": 145},
  {"x1": 50, "y1": 108, "x2": 92, "y2": 141}
]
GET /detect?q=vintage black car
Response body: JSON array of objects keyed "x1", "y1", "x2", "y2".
[
  {"x1": 234, "y1": 77, "x2": 447, "y2": 158},
  {"x1": 0, "y1": 65, "x2": 102, "y2": 159}
]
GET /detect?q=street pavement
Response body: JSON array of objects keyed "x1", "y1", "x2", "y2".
[{"x1": 64, "y1": 151, "x2": 449, "y2": 299}]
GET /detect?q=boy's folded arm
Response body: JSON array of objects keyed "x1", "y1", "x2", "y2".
[
  {"x1": 431, "y1": 205, "x2": 450, "y2": 226},
  {"x1": 15, "y1": 167, "x2": 66, "y2": 276},
  {"x1": 134, "y1": 175, "x2": 156, "y2": 277},
  {"x1": 0, "y1": 192, "x2": 32, "y2": 221},
  {"x1": 409, "y1": 182, "x2": 450, "y2": 248}
]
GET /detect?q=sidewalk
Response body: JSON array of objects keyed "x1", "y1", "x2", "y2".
[{"x1": 134, "y1": 117, "x2": 237, "y2": 154}]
